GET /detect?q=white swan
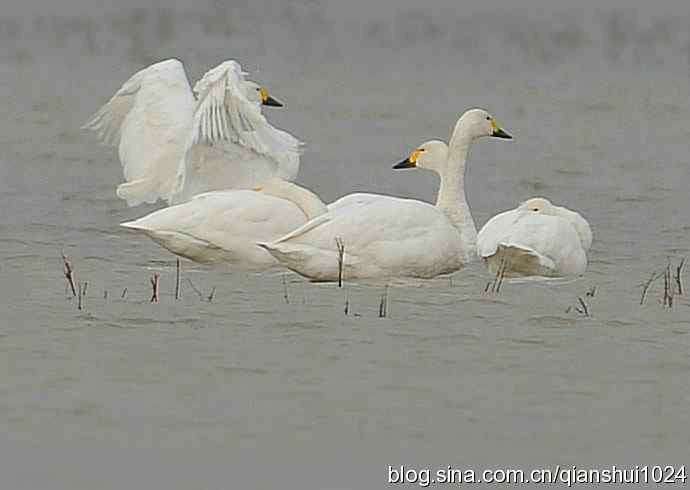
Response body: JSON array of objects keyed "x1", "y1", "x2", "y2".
[
  {"x1": 477, "y1": 197, "x2": 592, "y2": 277},
  {"x1": 120, "y1": 177, "x2": 327, "y2": 268},
  {"x1": 259, "y1": 109, "x2": 512, "y2": 281},
  {"x1": 83, "y1": 58, "x2": 298, "y2": 206}
]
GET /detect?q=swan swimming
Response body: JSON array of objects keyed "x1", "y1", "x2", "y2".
[
  {"x1": 476, "y1": 197, "x2": 592, "y2": 277},
  {"x1": 259, "y1": 108, "x2": 512, "y2": 281},
  {"x1": 83, "y1": 58, "x2": 299, "y2": 206},
  {"x1": 120, "y1": 177, "x2": 327, "y2": 268}
]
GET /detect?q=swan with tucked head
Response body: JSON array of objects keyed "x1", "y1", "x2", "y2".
[
  {"x1": 477, "y1": 197, "x2": 592, "y2": 277},
  {"x1": 259, "y1": 108, "x2": 512, "y2": 281}
]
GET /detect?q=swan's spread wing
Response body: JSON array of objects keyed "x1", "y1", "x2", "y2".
[
  {"x1": 82, "y1": 59, "x2": 190, "y2": 147},
  {"x1": 82, "y1": 67, "x2": 142, "y2": 147},
  {"x1": 173, "y1": 61, "x2": 301, "y2": 202},
  {"x1": 83, "y1": 59, "x2": 195, "y2": 206}
]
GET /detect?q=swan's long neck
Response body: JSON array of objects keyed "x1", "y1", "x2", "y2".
[
  {"x1": 436, "y1": 131, "x2": 477, "y2": 258},
  {"x1": 261, "y1": 178, "x2": 327, "y2": 220}
]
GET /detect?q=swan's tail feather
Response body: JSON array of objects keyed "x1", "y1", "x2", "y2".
[
  {"x1": 120, "y1": 220, "x2": 146, "y2": 231},
  {"x1": 121, "y1": 223, "x2": 223, "y2": 263},
  {"x1": 258, "y1": 242, "x2": 340, "y2": 281}
]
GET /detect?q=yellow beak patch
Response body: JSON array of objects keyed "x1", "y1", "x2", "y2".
[
  {"x1": 490, "y1": 118, "x2": 498, "y2": 131},
  {"x1": 259, "y1": 87, "x2": 269, "y2": 103},
  {"x1": 409, "y1": 149, "x2": 423, "y2": 164}
]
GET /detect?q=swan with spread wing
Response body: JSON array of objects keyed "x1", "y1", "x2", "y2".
[
  {"x1": 83, "y1": 58, "x2": 297, "y2": 206},
  {"x1": 86, "y1": 59, "x2": 331, "y2": 268}
]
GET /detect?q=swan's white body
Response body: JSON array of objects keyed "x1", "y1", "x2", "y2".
[
  {"x1": 261, "y1": 196, "x2": 465, "y2": 280},
  {"x1": 477, "y1": 198, "x2": 592, "y2": 277},
  {"x1": 84, "y1": 58, "x2": 300, "y2": 206},
  {"x1": 260, "y1": 109, "x2": 512, "y2": 281},
  {"x1": 120, "y1": 178, "x2": 327, "y2": 268}
]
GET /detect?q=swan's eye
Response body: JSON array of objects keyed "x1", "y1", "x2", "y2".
[
  {"x1": 486, "y1": 116, "x2": 491, "y2": 121},
  {"x1": 532, "y1": 208, "x2": 539, "y2": 211},
  {"x1": 256, "y1": 88, "x2": 261, "y2": 91}
]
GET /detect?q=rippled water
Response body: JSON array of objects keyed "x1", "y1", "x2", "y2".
[{"x1": 2, "y1": 1, "x2": 690, "y2": 488}]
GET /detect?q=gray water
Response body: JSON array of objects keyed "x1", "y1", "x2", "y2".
[{"x1": 2, "y1": 0, "x2": 690, "y2": 488}]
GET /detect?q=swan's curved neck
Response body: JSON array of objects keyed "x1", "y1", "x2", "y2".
[
  {"x1": 436, "y1": 132, "x2": 477, "y2": 258},
  {"x1": 260, "y1": 178, "x2": 327, "y2": 220}
]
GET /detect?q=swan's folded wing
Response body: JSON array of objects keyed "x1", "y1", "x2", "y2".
[
  {"x1": 555, "y1": 205, "x2": 593, "y2": 251},
  {"x1": 476, "y1": 208, "x2": 522, "y2": 258},
  {"x1": 488, "y1": 214, "x2": 586, "y2": 275},
  {"x1": 269, "y1": 212, "x2": 334, "y2": 245},
  {"x1": 326, "y1": 193, "x2": 387, "y2": 213},
  {"x1": 173, "y1": 61, "x2": 302, "y2": 202},
  {"x1": 493, "y1": 243, "x2": 557, "y2": 276}
]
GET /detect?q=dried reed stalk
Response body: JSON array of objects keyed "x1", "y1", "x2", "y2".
[
  {"x1": 150, "y1": 273, "x2": 160, "y2": 303},
  {"x1": 62, "y1": 254, "x2": 77, "y2": 297},
  {"x1": 335, "y1": 237, "x2": 345, "y2": 288}
]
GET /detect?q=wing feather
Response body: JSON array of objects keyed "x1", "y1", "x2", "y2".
[
  {"x1": 82, "y1": 59, "x2": 191, "y2": 148},
  {"x1": 82, "y1": 70, "x2": 143, "y2": 147},
  {"x1": 83, "y1": 59, "x2": 195, "y2": 206},
  {"x1": 172, "y1": 61, "x2": 302, "y2": 203}
]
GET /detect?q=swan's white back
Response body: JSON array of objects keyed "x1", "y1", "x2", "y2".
[
  {"x1": 263, "y1": 196, "x2": 464, "y2": 281},
  {"x1": 121, "y1": 189, "x2": 311, "y2": 267}
]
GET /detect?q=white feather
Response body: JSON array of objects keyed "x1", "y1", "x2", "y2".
[
  {"x1": 172, "y1": 61, "x2": 301, "y2": 203},
  {"x1": 477, "y1": 198, "x2": 591, "y2": 277},
  {"x1": 84, "y1": 58, "x2": 301, "y2": 206},
  {"x1": 83, "y1": 59, "x2": 194, "y2": 205}
]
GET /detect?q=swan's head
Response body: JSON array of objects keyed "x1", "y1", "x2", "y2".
[
  {"x1": 455, "y1": 108, "x2": 512, "y2": 141},
  {"x1": 245, "y1": 81, "x2": 283, "y2": 107},
  {"x1": 393, "y1": 140, "x2": 449, "y2": 171},
  {"x1": 519, "y1": 197, "x2": 553, "y2": 213}
]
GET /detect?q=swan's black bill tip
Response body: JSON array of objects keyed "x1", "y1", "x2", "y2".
[
  {"x1": 262, "y1": 96, "x2": 283, "y2": 107},
  {"x1": 393, "y1": 158, "x2": 415, "y2": 169},
  {"x1": 492, "y1": 128, "x2": 512, "y2": 139}
]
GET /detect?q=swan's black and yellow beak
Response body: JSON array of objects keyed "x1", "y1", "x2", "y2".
[
  {"x1": 260, "y1": 87, "x2": 283, "y2": 107},
  {"x1": 492, "y1": 127, "x2": 512, "y2": 139},
  {"x1": 393, "y1": 148, "x2": 422, "y2": 169},
  {"x1": 490, "y1": 119, "x2": 512, "y2": 139},
  {"x1": 393, "y1": 158, "x2": 415, "y2": 169}
]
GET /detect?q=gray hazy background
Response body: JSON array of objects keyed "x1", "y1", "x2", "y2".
[{"x1": 1, "y1": 0, "x2": 690, "y2": 489}]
